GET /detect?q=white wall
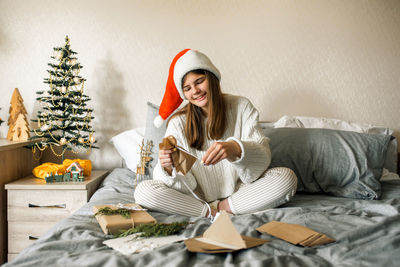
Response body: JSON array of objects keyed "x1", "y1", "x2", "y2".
[{"x1": 0, "y1": 0, "x2": 399, "y2": 169}]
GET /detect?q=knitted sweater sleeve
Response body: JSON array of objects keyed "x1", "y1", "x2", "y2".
[
  {"x1": 152, "y1": 117, "x2": 198, "y2": 194},
  {"x1": 227, "y1": 98, "x2": 271, "y2": 184}
]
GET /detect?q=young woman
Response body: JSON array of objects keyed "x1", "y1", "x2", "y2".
[{"x1": 135, "y1": 49, "x2": 297, "y2": 218}]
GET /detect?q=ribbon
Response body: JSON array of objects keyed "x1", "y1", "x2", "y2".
[{"x1": 159, "y1": 136, "x2": 213, "y2": 220}]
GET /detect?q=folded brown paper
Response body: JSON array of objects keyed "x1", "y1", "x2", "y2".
[
  {"x1": 185, "y1": 211, "x2": 268, "y2": 253},
  {"x1": 159, "y1": 135, "x2": 197, "y2": 175},
  {"x1": 256, "y1": 221, "x2": 335, "y2": 247},
  {"x1": 93, "y1": 204, "x2": 156, "y2": 235}
]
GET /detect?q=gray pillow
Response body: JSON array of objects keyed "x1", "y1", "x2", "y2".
[
  {"x1": 144, "y1": 102, "x2": 167, "y2": 177},
  {"x1": 262, "y1": 127, "x2": 392, "y2": 200}
]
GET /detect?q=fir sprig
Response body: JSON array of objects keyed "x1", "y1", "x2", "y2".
[
  {"x1": 94, "y1": 207, "x2": 131, "y2": 219},
  {"x1": 117, "y1": 222, "x2": 189, "y2": 238}
]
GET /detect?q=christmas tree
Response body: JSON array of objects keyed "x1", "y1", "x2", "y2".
[
  {"x1": 7, "y1": 88, "x2": 30, "y2": 141},
  {"x1": 31, "y1": 35, "x2": 98, "y2": 162}
]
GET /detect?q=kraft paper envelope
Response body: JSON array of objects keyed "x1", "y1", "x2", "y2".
[
  {"x1": 159, "y1": 135, "x2": 197, "y2": 175},
  {"x1": 256, "y1": 221, "x2": 335, "y2": 247},
  {"x1": 184, "y1": 211, "x2": 268, "y2": 253}
]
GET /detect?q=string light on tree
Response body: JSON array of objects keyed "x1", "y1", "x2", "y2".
[
  {"x1": 30, "y1": 35, "x2": 98, "y2": 162},
  {"x1": 89, "y1": 134, "x2": 95, "y2": 144},
  {"x1": 59, "y1": 137, "x2": 67, "y2": 145}
]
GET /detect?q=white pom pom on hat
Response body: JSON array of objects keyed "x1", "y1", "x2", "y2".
[
  {"x1": 153, "y1": 114, "x2": 165, "y2": 128},
  {"x1": 153, "y1": 49, "x2": 221, "y2": 128}
]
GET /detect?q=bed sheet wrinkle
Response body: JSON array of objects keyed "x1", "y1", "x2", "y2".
[
  {"x1": 4, "y1": 168, "x2": 400, "y2": 267},
  {"x1": 319, "y1": 217, "x2": 400, "y2": 266},
  {"x1": 99, "y1": 167, "x2": 136, "y2": 188},
  {"x1": 363, "y1": 203, "x2": 398, "y2": 216}
]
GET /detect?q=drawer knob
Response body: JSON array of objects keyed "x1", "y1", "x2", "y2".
[
  {"x1": 28, "y1": 203, "x2": 66, "y2": 209},
  {"x1": 28, "y1": 236, "x2": 39, "y2": 240}
]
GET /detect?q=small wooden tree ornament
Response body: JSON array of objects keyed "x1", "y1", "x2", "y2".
[
  {"x1": 7, "y1": 88, "x2": 30, "y2": 141},
  {"x1": 135, "y1": 139, "x2": 153, "y2": 185},
  {"x1": 11, "y1": 113, "x2": 30, "y2": 141}
]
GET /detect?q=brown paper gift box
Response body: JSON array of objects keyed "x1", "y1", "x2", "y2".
[{"x1": 93, "y1": 204, "x2": 156, "y2": 235}]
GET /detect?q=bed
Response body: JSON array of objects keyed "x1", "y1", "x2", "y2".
[{"x1": 4, "y1": 115, "x2": 400, "y2": 267}]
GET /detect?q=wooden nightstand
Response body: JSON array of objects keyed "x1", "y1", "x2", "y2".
[
  {"x1": 0, "y1": 139, "x2": 40, "y2": 264},
  {"x1": 5, "y1": 170, "x2": 109, "y2": 261}
]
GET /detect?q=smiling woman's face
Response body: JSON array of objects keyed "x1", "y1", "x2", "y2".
[{"x1": 182, "y1": 71, "x2": 209, "y2": 112}]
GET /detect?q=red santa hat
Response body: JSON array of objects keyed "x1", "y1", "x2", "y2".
[{"x1": 153, "y1": 49, "x2": 221, "y2": 128}]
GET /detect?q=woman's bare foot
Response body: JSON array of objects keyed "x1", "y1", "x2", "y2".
[{"x1": 217, "y1": 199, "x2": 232, "y2": 214}]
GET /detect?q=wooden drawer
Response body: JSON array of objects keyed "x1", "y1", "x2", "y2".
[
  {"x1": 8, "y1": 221, "x2": 56, "y2": 253},
  {"x1": 8, "y1": 190, "x2": 87, "y2": 221},
  {"x1": 8, "y1": 253, "x2": 18, "y2": 263},
  {"x1": 4, "y1": 170, "x2": 109, "y2": 261}
]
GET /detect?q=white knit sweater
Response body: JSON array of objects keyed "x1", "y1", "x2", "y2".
[{"x1": 153, "y1": 94, "x2": 271, "y2": 202}]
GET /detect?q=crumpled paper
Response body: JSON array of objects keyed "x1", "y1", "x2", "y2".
[
  {"x1": 159, "y1": 135, "x2": 197, "y2": 175},
  {"x1": 32, "y1": 162, "x2": 66, "y2": 178}
]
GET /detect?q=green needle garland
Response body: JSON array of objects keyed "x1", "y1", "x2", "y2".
[
  {"x1": 117, "y1": 222, "x2": 189, "y2": 238},
  {"x1": 94, "y1": 207, "x2": 131, "y2": 219}
]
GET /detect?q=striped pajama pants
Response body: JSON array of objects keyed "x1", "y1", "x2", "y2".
[{"x1": 134, "y1": 167, "x2": 297, "y2": 217}]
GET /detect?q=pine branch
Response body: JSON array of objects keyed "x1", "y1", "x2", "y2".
[
  {"x1": 116, "y1": 222, "x2": 189, "y2": 238},
  {"x1": 94, "y1": 207, "x2": 131, "y2": 219}
]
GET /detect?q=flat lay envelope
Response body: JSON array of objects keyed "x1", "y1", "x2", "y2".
[
  {"x1": 184, "y1": 211, "x2": 268, "y2": 253},
  {"x1": 256, "y1": 221, "x2": 335, "y2": 247},
  {"x1": 198, "y1": 211, "x2": 246, "y2": 249}
]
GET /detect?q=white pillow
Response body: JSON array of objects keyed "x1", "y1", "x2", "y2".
[
  {"x1": 274, "y1": 115, "x2": 393, "y2": 135},
  {"x1": 110, "y1": 127, "x2": 145, "y2": 172}
]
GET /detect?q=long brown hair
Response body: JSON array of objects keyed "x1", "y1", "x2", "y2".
[{"x1": 169, "y1": 70, "x2": 226, "y2": 150}]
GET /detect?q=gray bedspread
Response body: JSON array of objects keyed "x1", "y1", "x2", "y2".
[{"x1": 5, "y1": 168, "x2": 400, "y2": 267}]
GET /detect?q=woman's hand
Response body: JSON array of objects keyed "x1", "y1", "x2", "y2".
[
  {"x1": 202, "y1": 140, "x2": 241, "y2": 166},
  {"x1": 159, "y1": 149, "x2": 174, "y2": 175}
]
